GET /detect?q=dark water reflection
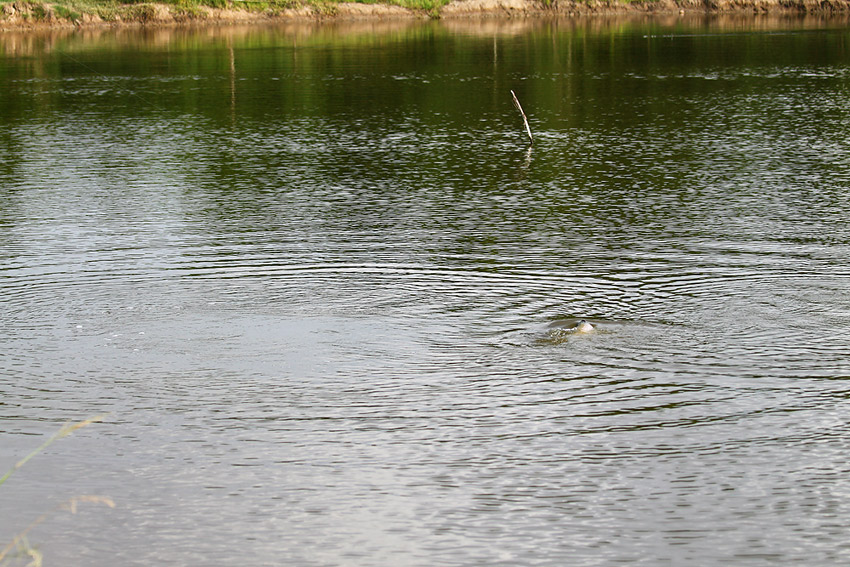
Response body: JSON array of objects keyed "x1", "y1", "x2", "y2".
[{"x1": 3, "y1": 16, "x2": 850, "y2": 566}]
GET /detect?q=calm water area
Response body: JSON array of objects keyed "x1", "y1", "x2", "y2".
[{"x1": 2, "y1": 14, "x2": 850, "y2": 565}]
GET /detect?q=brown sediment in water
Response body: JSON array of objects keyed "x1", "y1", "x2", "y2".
[{"x1": 2, "y1": 0, "x2": 850, "y2": 30}]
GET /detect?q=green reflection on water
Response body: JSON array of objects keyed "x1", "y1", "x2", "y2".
[
  {"x1": 2, "y1": 15, "x2": 850, "y2": 251},
  {"x1": 2, "y1": 16, "x2": 850, "y2": 123}
]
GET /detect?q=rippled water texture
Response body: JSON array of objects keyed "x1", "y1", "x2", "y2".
[{"x1": 3, "y1": 16, "x2": 850, "y2": 566}]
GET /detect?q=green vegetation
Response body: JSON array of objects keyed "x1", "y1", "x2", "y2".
[
  {"x1": 0, "y1": 416, "x2": 113, "y2": 567},
  {"x1": 51, "y1": 3, "x2": 83, "y2": 20},
  {"x1": 0, "y1": 0, "x2": 460, "y2": 25},
  {"x1": 348, "y1": 0, "x2": 451, "y2": 11}
]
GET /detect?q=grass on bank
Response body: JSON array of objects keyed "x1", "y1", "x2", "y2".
[
  {"x1": 0, "y1": 416, "x2": 113, "y2": 567},
  {"x1": 0, "y1": 0, "x2": 459, "y2": 24}
]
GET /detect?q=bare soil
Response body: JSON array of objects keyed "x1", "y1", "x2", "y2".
[{"x1": 1, "y1": 0, "x2": 849, "y2": 30}]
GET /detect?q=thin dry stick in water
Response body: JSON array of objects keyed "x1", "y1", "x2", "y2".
[{"x1": 510, "y1": 90, "x2": 533, "y2": 145}]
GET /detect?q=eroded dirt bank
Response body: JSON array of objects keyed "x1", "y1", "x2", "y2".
[
  {"x1": 442, "y1": 0, "x2": 850, "y2": 17},
  {"x1": 2, "y1": 0, "x2": 850, "y2": 30}
]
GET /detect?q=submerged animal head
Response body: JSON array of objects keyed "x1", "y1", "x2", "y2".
[{"x1": 574, "y1": 320, "x2": 595, "y2": 333}]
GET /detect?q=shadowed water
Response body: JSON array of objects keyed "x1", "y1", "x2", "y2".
[{"x1": 2, "y1": 16, "x2": 850, "y2": 566}]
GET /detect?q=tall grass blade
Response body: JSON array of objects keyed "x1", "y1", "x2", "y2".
[
  {"x1": 0, "y1": 416, "x2": 112, "y2": 566},
  {"x1": 0, "y1": 415, "x2": 108, "y2": 488},
  {"x1": 0, "y1": 496, "x2": 115, "y2": 564}
]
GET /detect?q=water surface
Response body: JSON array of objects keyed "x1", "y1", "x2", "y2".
[{"x1": 2, "y1": 16, "x2": 850, "y2": 566}]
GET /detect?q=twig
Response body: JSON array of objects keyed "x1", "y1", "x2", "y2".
[{"x1": 510, "y1": 89, "x2": 533, "y2": 145}]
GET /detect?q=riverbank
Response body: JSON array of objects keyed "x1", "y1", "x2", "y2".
[{"x1": 2, "y1": 0, "x2": 850, "y2": 30}]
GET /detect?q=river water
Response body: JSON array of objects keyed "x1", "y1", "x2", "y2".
[{"x1": 2, "y1": 15, "x2": 850, "y2": 566}]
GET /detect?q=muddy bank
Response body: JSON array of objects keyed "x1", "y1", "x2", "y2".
[
  {"x1": 442, "y1": 0, "x2": 850, "y2": 18},
  {"x1": 2, "y1": 0, "x2": 850, "y2": 30}
]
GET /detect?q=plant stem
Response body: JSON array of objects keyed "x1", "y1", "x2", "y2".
[{"x1": 0, "y1": 415, "x2": 108, "y2": 489}]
